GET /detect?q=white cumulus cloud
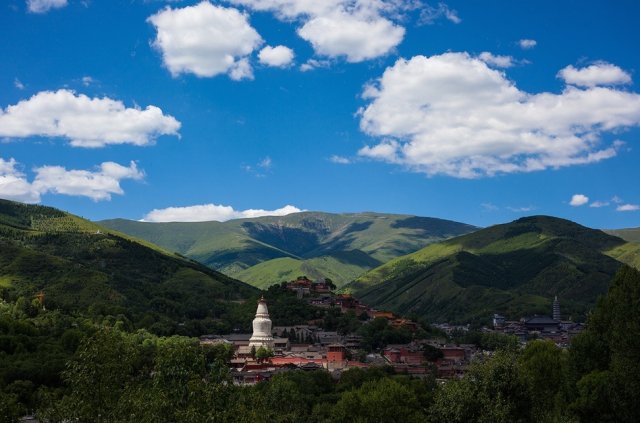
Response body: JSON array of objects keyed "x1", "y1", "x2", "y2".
[
  {"x1": 569, "y1": 194, "x2": 589, "y2": 206},
  {"x1": 33, "y1": 161, "x2": 144, "y2": 201},
  {"x1": 27, "y1": 0, "x2": 67, "y2": 13},
  {"x1": 519, "y1": 39, "x2": 537, "y2": 49},
  {"x1": 0, "y1": 158, "x2": 144, "y2": 202},
  {"x1": 148, "y1": 1, "x2": 263, "y2": 79},
  {"x1": 617, "y1": 204, "x2": 639, "y2": 212},
  {"x1": 357, "y1": 53, "x2": 640, "y2": 178},
  {"x1": 0, "y1": 89, "x2": 180, "y2": 148},
  {"x1": 142, "y1": 203, "x2": 303, "y2": 222},
  {"x1": 589, "y1": 201, "x2": 609, "y2": 208},
  {"x1": 228, "y1": 0, "x2": 407, "y2": 62},
  {"x1": 558, "y1": 62, "x2": 632, "y2": 87},
  {"x1": 259, "y1": 45, "x2": 295, "y2": 67}
]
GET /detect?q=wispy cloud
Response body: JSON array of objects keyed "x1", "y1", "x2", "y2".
[
  {"x1": 481, "y1": 202, "x2": 499, "y2": 211},
  {"x1": 300, "y1": 59, "x2": 331, "y2": 72},
  {"x1": 244, "y1": 156, "x2": 274, "y2": 177},
  {"x1": 330, "y1": 155, "x2": 351, "y2": 164},
  {"x1": 518, "y1": 39, "x2": 537, "y2": 49},
  {"x1": 478, "y1": 52, "x2": 516, "y2": 68},
  {"x1": 507, "y1": 205, "x2": 536, "y2": 212},
  {"x1": 617, "y1": 204, "x2": 639, "y2": 212},
  {"x1": 419, "y1": 2, "x2": 461, "y2": 25},
  {"x1": 27, "y1": 0, "x2": 67, "y2": 14},
  {"x1": 81, "y1": 76, "x2": 94, "y2": 86}
]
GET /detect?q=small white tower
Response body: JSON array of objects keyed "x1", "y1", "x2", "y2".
[{"x1": 249, "y1": 296, "x2": 274, "y2": 349}]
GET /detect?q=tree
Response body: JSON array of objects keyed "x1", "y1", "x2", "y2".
[
  {"x1": 58, "y1": 328, "x2": 138, "y2": 422},
  {"x1": 255, "y1": 346, "x2": 273, "y2": 362},
  {"x1": 325, "y1": 278, "x2": 337, "y2": 291},
  {"x1": 429, "y1": 350, "x2": 530, "y2": 423},
  {"x1": 518, "y1": 340, "x2": 569, "y2": 421},
  {"x1": 332, "y1": 377, "x2": 426, "y2": 422},
  {"x1": 569, "y1": 266, "x2": 640, "y2": 422}
]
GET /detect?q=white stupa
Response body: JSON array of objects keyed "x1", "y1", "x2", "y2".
[{"x1": 249, "y1": 296, "x2": 274, "y2": 350}]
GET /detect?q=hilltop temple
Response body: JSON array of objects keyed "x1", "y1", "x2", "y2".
[{"x1": 249, "y1": 296, "x2": 274, "y2": 350}]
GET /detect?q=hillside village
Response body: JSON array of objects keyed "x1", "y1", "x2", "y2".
[{"x1": 202, "y1": 276, "x2": 585, "y2": 385}]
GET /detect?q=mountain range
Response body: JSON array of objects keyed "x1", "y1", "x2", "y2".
[
  {"x1": 100, "y1": 213, "x2": 478, "y2": 288},
  {"x1": 3, "y1": 198, "x2": 639, "y2": 327},
  {"x1": 347, "y1": 216, "x2": 640, "y2": 323}
]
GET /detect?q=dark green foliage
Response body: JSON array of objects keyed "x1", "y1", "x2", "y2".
[
  {"x1": 430, "y1": 350, "x2": 531, "y2": 423},
  {"x1": 568, "y1": 266, "x2": 640, "y2": 422},
  {"x1": 518, "y1": 340, "x2": 570, "y2": 421},
  {"x1": 357, "y1": 317, "x2": 413, "y2": 351},
  {"x1": 331, "y1": 377, "x2": 427, "y2": 422},
  {"x1": 422, "y1": 344, "x2": 444, "y2": 361},
  {"x1": 452, "y1": 330, "x2": 519, "y2": 351}
]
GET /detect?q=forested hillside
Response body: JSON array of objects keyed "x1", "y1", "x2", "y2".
[{"x1": 0, "y1": 199, "x2": 257, "y2": 336}]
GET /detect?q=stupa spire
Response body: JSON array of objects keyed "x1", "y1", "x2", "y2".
[{"x1": 249, "y1": 296, "x2": 274, "y2": 349}]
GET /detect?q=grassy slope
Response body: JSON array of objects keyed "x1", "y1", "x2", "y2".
[
  {"x1": 101, "y1": 212, "x2": 477, "y2": 287},
  {"x1": 349, "y1": 216, "x2": 640, "y2": 323},
  {"x1": 0, "y1": 199, "x2": 256, "y2": 321},
  {"x1": 605, "y1": 227, "x2": 640, "y2": 243},
  {"x1": 236, "y1": 250, "x2": 382, "y2": 289}
]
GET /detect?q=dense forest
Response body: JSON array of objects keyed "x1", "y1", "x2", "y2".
[{"x1": 1, "y1": 266, "x2": 638, "y2": 422}]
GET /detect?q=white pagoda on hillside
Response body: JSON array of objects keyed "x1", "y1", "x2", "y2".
[{"x1": 249, "y1": 296, "x2": 274, "y2": 350}]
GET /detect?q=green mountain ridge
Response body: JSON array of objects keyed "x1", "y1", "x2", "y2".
[
  {"x1": 100, "y1": 212, "x2": 478, "y2": 288},
  {"x1": 348, "y1": 216, "x2": 640, "y2": 324},
  {"x1": 0, "y1": 199, "x2": 256, "y2": 335}
]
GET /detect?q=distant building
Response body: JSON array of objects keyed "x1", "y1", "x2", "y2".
[
  {"x1": 327, "y1": 343, "x2": 347, "y2": 371},
  {"x1": 553, "y1": 296, "x2": 561, "y2": 321},
  {"x1": 524, "y1": 315, "x2": 559, "y2": 332},
  {"x1": 249, "y1": 297, "x2": 274, "y2": 350}
]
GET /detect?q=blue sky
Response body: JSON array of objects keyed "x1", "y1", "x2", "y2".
[{"x1": 1, "y1": 0, "x2": 639, "y2": 229}]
